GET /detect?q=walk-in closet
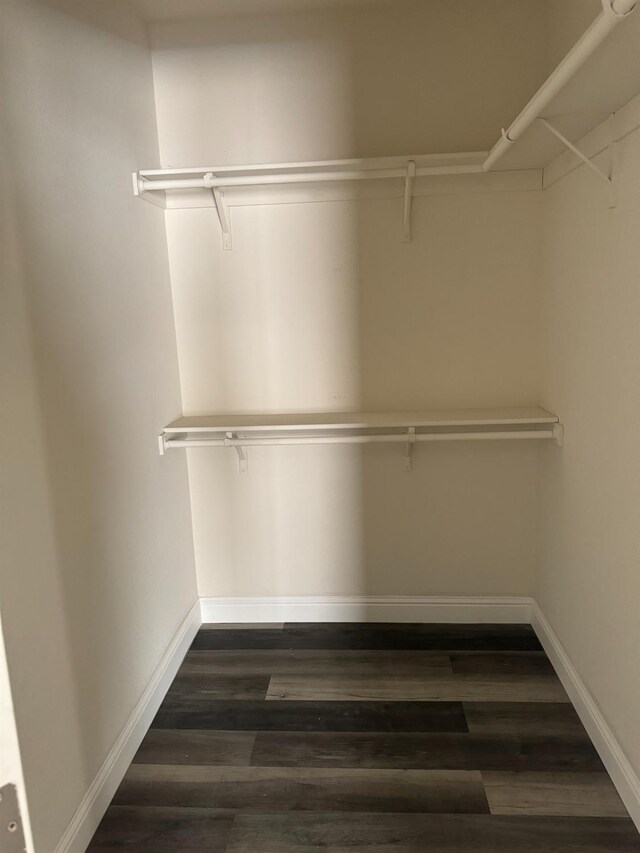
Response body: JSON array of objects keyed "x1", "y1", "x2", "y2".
[{"x1": 1, "y1": 0, "x2": 640, "y2": 850}]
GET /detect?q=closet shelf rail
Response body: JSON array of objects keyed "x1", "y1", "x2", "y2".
[
  {"x1": 159, "y1": 407, "x2": 563, "y2": 472},
  {"x1": 483, "y1": 0, "x2": 637, "y2": 171},
  {"x1": 133, "y1": 152, "x2": 488, "y2": 250}
]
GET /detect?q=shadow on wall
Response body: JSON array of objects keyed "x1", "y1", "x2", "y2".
[
  {"x1": 0, "y1": 6, "x2": 560, "y2": 849},
  {"x1": 0, "y1": 92, "x2": 87, "y2": 848},
  {"x1": 0, "y1": 1, "x2": 197, "y2": 850},
  {"x1": 153, "y1": 0, "x2": 549, "y2": 603}
]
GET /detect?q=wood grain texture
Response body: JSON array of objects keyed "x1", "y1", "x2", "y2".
[
  {"x1": 250, "y1": 731, "x2": 605, "y2": 771},
  {"x1": 450, "y1": 652, "x2": 555, "y2": 675},
  {"x1": 266, "y1": 674, "x2": 568, "y2": 702},
  {"x1": 87, "y1": 806, "x2": 233, "y2": 851},
  {"x1": 180, "y1": 649, "x2": 453, "y2": 677},
  {"x1": 152, "y1": 699, "x2": 468, "y2": 732},
  {"x1": 115, "y1": 765, "x2": 489, "y2": 814},
  {"x1": 464, "y1": 702, "x2": 584, "y2": 735},
  {"x1": 483, "y1": 772, "x2": 629, "y2": 817},
  {"x1": 191, "y1": 623, "x2": 543, "y2": 651},
  {"x1": 89, "y1": 623, "x2": 639, "y2": 851},
  {"x1": 162, "y1": 673, "x2": 271, "y2": 705},
  {"x1": 133, "y1": 730, "x2": 256, "y2": 766},
  {"x1": 225, "y1": 813, "x2": 640, "y2": 852}
]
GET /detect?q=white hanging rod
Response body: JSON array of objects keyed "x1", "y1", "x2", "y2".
[
  {"x1": 134, "y1": 153, "x2": 489, "y2": 250},
  {"x1": 163, "y1": 429, "x2": 558, "y2": 449},
  {"x1": 140, "y1": 151, "x2": 486, "y2": 177},
  {"x1": 163, "y1": 427, "x2": 562, "y2": 472},
  {"x1": 483, "y1": 0, "x2": 636, "y2": 171},
  {"x1": 136, "y1": 163, "x2": 484, "y2": 193}
]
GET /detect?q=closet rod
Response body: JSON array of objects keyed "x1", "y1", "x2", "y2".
[
  {"x1": 164, "y1": 430, "x2": 557, "y2": 450},
  {"x1": 137, "y1": 163, "x2": 484, "y2": 193},
  {"x1": 483, "y1": 0, "x2": 636, "y2": 171}
]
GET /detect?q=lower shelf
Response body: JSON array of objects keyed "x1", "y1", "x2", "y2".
[{"x1": 158, "y1": 406, "x2": 563, "y2": 472}]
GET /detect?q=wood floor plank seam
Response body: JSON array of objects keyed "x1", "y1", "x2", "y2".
[
  {"x1": 152, "y1": 699, "x2": 470, "y2": 732},
  {"x1": 88, "y1": 623, "x2": 640, "y2": 851}
]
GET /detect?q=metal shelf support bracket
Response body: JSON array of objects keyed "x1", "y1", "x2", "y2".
[
  {"x1": 204, "y1": 172, "x2": 233, "y2": 250},
  {"x1": 225, "y1": 432, "x2": 248, "y2": 472},
  {"x1": 403, "y1": 160, "x2": 416, "y2": 243},
  {"x1": 404, "y1": 427, "x2": 416, "y2": 471},
  {"x1": 553, "y1": 423, "x2": 565, "y2": 447},
  {"x1": 607, "y1": 113, "x2": 618, "y2": 208},
  {"x1": 538, "y1": 116, "x2": 615, "y2": 199}
]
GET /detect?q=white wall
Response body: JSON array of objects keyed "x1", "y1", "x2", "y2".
[
  {"x1": 150, "y1": 0, "x2": 548, "y2": 163},
  {"x1": 152, "y1": 1, "x2": 546, "y2": 600},
  {"x1": 3, "y1": 0, "x2": 640, "y2": 843},
  {"x1": 168, "y1": 192, "x2": 542, "y2": 599},
  {"x1": 0, "y1": 2, "x2": 196, "y2": 850},
  {"x1": 538, "y1": 118, "x2": 640, "y2": 781}
]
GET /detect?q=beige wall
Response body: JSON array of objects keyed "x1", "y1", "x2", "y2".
[
  {"x1": 153, "y1": 1, "x2": 546, "y2": 599},
  {"x1": 150, "y1": 0, "x2": 548, "y2": 162},
  {"x1": 170, "y1": 199, "x2": 542, "y2": 598},
  {"x1": 0, "y1": 2, "x2": 196, "y2": 850},
  {"x1": 6, "y1": 0, "x2": 640, "y2": 843},
  {"x1": 538, "y1": 123, "x2": 640, "y2": 779}
]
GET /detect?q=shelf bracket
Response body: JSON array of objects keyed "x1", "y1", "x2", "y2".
[
  {"x1": 402, "y1": 160, "x2": 416, "y2": 243},
  {"x1": 538, "y1": 117, "x2": 613, "y2": 190},
  {"x1": 132, "y1": 171, "x2": 166, "y2": 209},
  {"x1": 552, "y1": 423, "x2": 564, "y2": 447},
  {"x1": 607, "y1": 113, "x2": 617, "y2": 209},
  {"x1": 203, "y1": 172, "x2": 232, "y2": 250},
  {"x1": 225, "y1": 432, "x2": 248, "y2": 472},
  {"x1": 158, "y1": 434, "x2": 166, "y2": 456},
  {"x1": 404, "y1": 427, "x2": 416, "y2": 471}
]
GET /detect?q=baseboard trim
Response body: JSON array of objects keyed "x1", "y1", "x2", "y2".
[
  {"x1": 532, "y1": 603, "x2": 640, "y2": 831},
  {"x1": 54, "y1": 599, "x2": 201, "y2": 853},
  {"x1": 199, "y1": 595, "x2": 534, "y2": 624}
]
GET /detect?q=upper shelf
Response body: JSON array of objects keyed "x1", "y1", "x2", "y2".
[
  {"x1": 136, "y1": 151, "x2": 487, "y2": 189},
  {"x1": 134, "y1": 152, "x2": 491, "y2": 248},
  {"x1": 165, "y1": 407, "x2": 558, "y2": 434},
  {"x1": 136, "y1": 4, "x2": 640, "y2": 251}
]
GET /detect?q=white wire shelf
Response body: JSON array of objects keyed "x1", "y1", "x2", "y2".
[
  {"x1": 159, "y1": 407, "x2": 563, "y2": 472},
  {"x1": 133, "y1": 152, "x2": 488, "y2": 249},
  {"x1": 133, "y1": 2, "x2": 638, "y2": 246},
  {"x1": 135, "y1": 151, "x2": 488, "y2": 189}
]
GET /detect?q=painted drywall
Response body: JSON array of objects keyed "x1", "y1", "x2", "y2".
[
  {"x1": 165, "y1": 191, "x2": 542, "y2": 598},
  {"x1": 150, "y1": 0, "x2": 549, "y2": 162},
  {"x1": 538, "y1": 117, "x2": 640, "y2": 778},
  {"x1": 0, "y1": 1, "x2": 196, "y2": 850},
  {"x1": 544, "y1": 0, "x2": 640, "y2": 119},
  {"x1": 152, "y1": 1, "x2": 545, "y2": 599}
]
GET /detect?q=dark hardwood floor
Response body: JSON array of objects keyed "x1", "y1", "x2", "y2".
[{"x1": 88, "y1": 623, "x2": 640, "y2": 851}]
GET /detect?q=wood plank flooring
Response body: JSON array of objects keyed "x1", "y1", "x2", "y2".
[{"x1": 89, "y1": 623, "x2": 640, "y2": 851}]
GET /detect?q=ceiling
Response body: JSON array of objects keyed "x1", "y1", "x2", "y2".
[
  {"x1": 68, "y1": 0, "x2": 639, "y2": 170},
  {"x1": 134, "y1": 0, "x2": 399, "y2": 22}
]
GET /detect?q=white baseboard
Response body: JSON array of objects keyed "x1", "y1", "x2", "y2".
[
  {"x1": 532, "y1": 603, "x2": 640, "y2": 831},
  {"x1": 54, "y1": 599, "x2": 201, "y2": 853},
  {"x1": 199, "y1": 595, "x2": 534, "y2": 624}
]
